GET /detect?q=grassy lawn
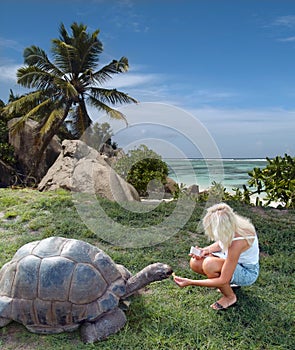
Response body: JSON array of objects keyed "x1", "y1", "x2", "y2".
[{"x1": 0, "y1": 188, "x2": 294, "y2": 349}]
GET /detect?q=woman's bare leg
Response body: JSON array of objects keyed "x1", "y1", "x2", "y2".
[
  {"x1": 211, "y1": 284, "x2": 237, "y2": 309},
  {"x1": 175, "y1": 256, "x2": 237, "y2": 309},
  {"x1": 196, "y1": 257, "x2": 237, "y2": 309},
  {"x1": 189, "y1": 257, "x2": 206, "y2": 275},
  {"x1": 202, "y1": 256, "x2": 224, "y2": 278}
]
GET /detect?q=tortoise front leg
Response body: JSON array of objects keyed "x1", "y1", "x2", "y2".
[
  {"x1": 0, "y1": 296, "x2": 12, "y2": 327},
  {"x1": 81, "y1": 307, "x2": 127, "y2": 343},
  {"x1": 0, "y1": 316, "x2": 11, "y2": 327}
]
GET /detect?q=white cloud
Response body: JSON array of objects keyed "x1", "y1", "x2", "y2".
[
  {"x1": 192, "y1": 106, "x2": 295, "y2": 132},
  {"x1": 0, "y1": 58, "x2": 293, "y2": 158},
  {"x1": 102, "y1": 72, "x2": 162, "y2": 89},
  {"x1": 273, "y1": 15, "x2": 295, "y2": 28},
  {"x1": 106, "y1": 0, "x2": 149, "y2": 34},
  {"x1": 0, "y1": 64, "x2": 20, "y2": 82},
  {"x1": 99, "y1": 69, "x2": 237, "y2": 107},
  {"x1": 268, "y1": 16, "x2": 295, "y2": 44},
  {"x1": 184, "y1": 89, "x2": 238, "y2": 104},
  {"x1": 90, "y1": 102, "x2": 295, "y2": 158},
  {"x1": 0, "y1": 63, "x2": 29, "y2": 101},
  {"x1": 277, "y1": 36, "x2": 295, "y2": 42},
  {"x1": 189, "y1": 107, "x2": 295, "y2": 157},
  {"x1": 0, "y1": 37, "x2": 23, "y2": 52}
]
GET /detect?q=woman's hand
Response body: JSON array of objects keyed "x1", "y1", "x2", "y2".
[
  {"x1": 189, "y1": 246, "x2": 209, "y2": 260},
  {"x1": 173, "y1": 273, "x2": 193, "y2": 288},
  {"x1": 200, "y1": 248, "x2": 211, "y2": 257}
]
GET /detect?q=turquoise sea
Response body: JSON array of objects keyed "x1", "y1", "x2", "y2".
[{"x1": 165, "y1": 158, "x2": 268, "y2": 193}]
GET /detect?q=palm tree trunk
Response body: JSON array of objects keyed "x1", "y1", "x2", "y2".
[
  {"x1": 78, "y1": 98, "x2": 92, "y2": 141},
  {"x1": 31, "y1": 102, "x2": 72, "y2": 180}
]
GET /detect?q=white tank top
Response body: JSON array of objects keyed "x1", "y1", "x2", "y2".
[{"x1": 218, "y1": 236, "x2": 259, "y2": 264}]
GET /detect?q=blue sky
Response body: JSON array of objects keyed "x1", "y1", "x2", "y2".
[{"x1": 1, "y1": 0, "x2": 295, "y2": 158}]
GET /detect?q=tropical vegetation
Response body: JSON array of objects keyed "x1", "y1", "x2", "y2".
[
  {"x1": 190, "y1": 154, "x2": 295, "y2": 209},
  {"x1": 247, "y1": 154, "x2": 295, "y2": 208},
  {"x1": 115, "y1": 145, "x2": 169, "y2": 196},
  {"x1": 0, "y1": 100, "x2": 15, "y2": 166},
  {"x1": 86, "y1": 121, "x2": 117, "y2": 152},
  {"x1": 0, "y1": 16, "x2": 294, "y2": 350},
  {"x1": 2, "y1": 22, "x2": 137, "y2": 178}
]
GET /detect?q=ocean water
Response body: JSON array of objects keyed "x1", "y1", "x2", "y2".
[{"x1": 165, "y1": 158, "x2": 268, "y2": 193}]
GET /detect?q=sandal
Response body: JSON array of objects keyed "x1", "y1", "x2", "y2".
[
  {"x1": 211, "y1": 301, "x2": 237, "y2": 311},
  {"x1": 230, "y1": 284, "x2": 241, "y2": 289}
]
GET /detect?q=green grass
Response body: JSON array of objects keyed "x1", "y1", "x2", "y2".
[{"x1": 0, "y1": 188, "x2": 294, "y2": 350}]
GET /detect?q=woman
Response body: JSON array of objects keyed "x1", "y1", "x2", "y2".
[{"x1": 173, "y1": 203, "x2": 259, "y2": 310}]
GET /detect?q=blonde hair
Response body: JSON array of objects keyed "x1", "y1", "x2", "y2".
[{"x1": 202, "y1": 203, "x2": 255, "y2": 251}]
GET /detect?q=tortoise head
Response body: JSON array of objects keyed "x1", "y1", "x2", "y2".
[
  {"x1": 147, "y1": 262, "x2": 173, "y2": 281},
  {"x1": 124, "y1": 262, "x2": 173, "y2": 297}
]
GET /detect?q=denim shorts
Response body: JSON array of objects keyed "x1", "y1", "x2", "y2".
[{"x1": 230, "y1": 262, "x2": 260, "y2": 287}]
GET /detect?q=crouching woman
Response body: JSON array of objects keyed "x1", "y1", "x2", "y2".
[{"x1": 173, "y1": 203, "x2": 259, "y2": 310}]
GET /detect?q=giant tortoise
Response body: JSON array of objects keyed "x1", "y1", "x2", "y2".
[{"x1": 0, "y1": 237, "x2": 172, "y2": 343}]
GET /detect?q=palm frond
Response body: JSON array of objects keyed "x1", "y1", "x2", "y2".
[
  {"x1": 52, "y1": 77, "x2": 79, "y2": 100},
  {"x1": 89, "y1": 87, "x2": 138, "y2": 105},
  {"x1": 78, "y1": 33, "x2": 102, "y2": 72},
  {"x1": 6, "y1": 117, "x2": 27, "y2": 135},
  {"x1": 39, "y1": 108, "x2": 64, "y2": 135},
  {"x1": 70, "y1": 22, "x2": 102, "y2": 72},
  {"x1": 92, "y1": 57, "x2": 130, "y2": 85},
  {"x1": 76, "y1": 69, "x2": 93, "y2": 86},
  {"x1": 6, "y1": 98, "x2": 53, "y2": 135},
  {"x1": 3, "y1": 90, "x2": 45, "y2": 116},
  {"x1": 8, "y1": 89, "x2": 22, "y2": 102},
  {"x1": 58, "y1": 23, "x2": 71, "y2": 43},
  {"x1": 23, "y1": 45, "x2": 64, "y2": 77},
  {"x1": 17, "y1": 66, "x2": 55, "y2": 90},
  {"x1": 51, "y1": 39, "x2": 76, "y2": 74},
  {"x1": 52, "y1": 22, "x2": 103, "y2": 75},
  {"x1": 88, "y1": 95, "x2": 128, "y2": 124},
  {"x1": 23, "y1": 98, "x2": 53, "y2": 119},
  {"x1": 70, "y1": 22, "x2": 88, "y2": 42}
]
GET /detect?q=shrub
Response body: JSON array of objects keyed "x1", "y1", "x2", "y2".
[
  {"x1": 85, "y1": 122, "x2": 115, "y2": 151},
  {"x1": 115, "y1": 145, "x2": 169, "y2": 196},
  {"x1": 247, "y1": 154, "x2": 295, "y2": 208},
  {"x1": 0, "y1": 102, "x2": 15, "y2": 166}
]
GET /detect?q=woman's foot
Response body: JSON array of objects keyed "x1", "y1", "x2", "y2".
[{"x1": 210, "y1": 295, "x2": 237, "y2": 310}]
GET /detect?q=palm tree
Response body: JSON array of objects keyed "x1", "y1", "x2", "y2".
[{"x1": 3, "y1": 22, "x2": 137, "y2": 178}]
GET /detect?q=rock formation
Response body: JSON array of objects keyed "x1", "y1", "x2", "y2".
[
  {"x1": 38, "y1": 140, "x2": 140, "y2": 202},
  {"x1": 8, "y1": 118, "x2": 61, "y2": 179}
]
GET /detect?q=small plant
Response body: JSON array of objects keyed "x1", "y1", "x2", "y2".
[
  {"x1": 194, "y1": 181, "x2": 233, "y2": 203},
  {"x1": 4, "y1": 211, "x2": 18, "y2": 219},
  {"x1": 231, "y1": 185, "x2": 253, "y2": 205}
]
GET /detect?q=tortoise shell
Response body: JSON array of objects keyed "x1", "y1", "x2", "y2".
[{"x1": 0, "y1": 237, "x2": 126, "y2": 333}]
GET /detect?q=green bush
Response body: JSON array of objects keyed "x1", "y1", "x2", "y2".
[
  {"x1": 85, "y1": 122, "x2": 116, "y2": 151},
  {"x1": 0, "y1": 105, "x2": 15, "y2": 165},
  {"x1": 115, "y1": 145, "x2": 169, "y2": 196},
  {"x1": 247, "y1": 154, "x2": 295, "y2": 208}
]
